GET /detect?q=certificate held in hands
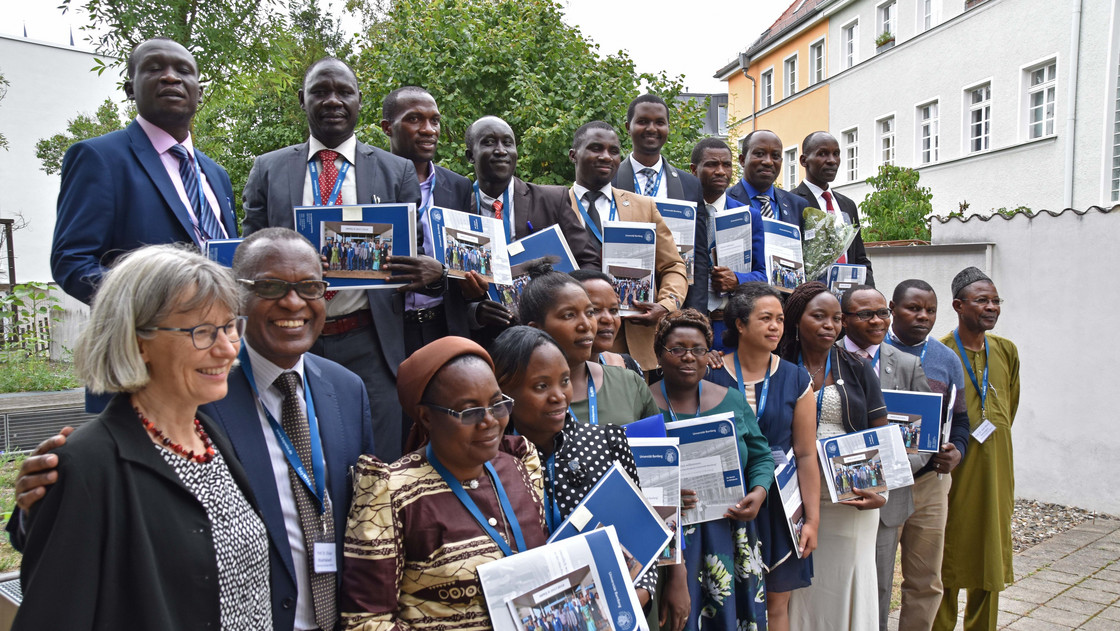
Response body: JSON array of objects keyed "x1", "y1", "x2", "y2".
[
  {"x1": 294, "y1": 203, "x2": 416, "y2": 290},
  {"x1": 547, "y1": 462, "x2": 672, "y2": 584},
  {"x1": 663, "y1": 412, "x2": 746, "y2": 525}
]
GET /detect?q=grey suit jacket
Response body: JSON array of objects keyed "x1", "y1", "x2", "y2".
[
  {"x1": 240, "y1": 139, "x2": 422, "y2": 376},
  {"x1": 874, "y1": 343, "x2": 932, "y2": 527}
]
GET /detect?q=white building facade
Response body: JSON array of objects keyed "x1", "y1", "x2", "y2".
[
  {"x1": 826, "y1": 0, "x2": 1117, "y2": 216},
  {"x1": 0, "y1": 35, "x2": 120, "y2": 284}
]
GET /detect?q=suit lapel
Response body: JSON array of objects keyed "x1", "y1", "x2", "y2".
[
  {"x1": 304, "y1": 357, "x2": 347, "y2": 532},
  {"x1": 126, "y1": 122, "x2": 198, "y2": 246},
  {"x1": 880, "y1": 346, "x2": 897, "y2": 389},
  {"x1": 355, "y1": 142, "x2": 374, "y2": 203},
  {"x1": 664, "y1": 163, "x2": 685, "y2": 199},
  {"x1": 615, "y1": 159, "x2": 636, "y2": 193},
  {"x1": 514, "y1": 178, "x2": 533, "y2": 238},
  {"x1": 205, "y1": 366, "x2": 299, "y2": 584},
  {"x1": 197, "y1": 155, "x2": 238, "y2": 237},
  {"x1": 286, "y1": 144, "x2": 308, "y2": 213}
]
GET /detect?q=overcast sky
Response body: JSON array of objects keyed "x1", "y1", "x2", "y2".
[{"x1": 1, "y1": 0, "x2": 792, "y2": 93}]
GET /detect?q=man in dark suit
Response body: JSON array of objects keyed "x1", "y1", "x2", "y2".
[
  {"x1": 689, "y1": 137, "x2": 765, "y2": 350},
  {"x1": 211, "y1": 227, "x2": 373, "y2": 631},
  {"x1": 379, "y1": 86, "x2": 483, "y2": 350},
  {"x1": 792, "y1": 131, "x2": 876, "y2": 286},
  {"x1": 241, "y1": 57, "x2": 423, "y2": 462},
  {"x1": 612, "y1": 94, "x2": 711, "y2": 314},
  {"x1": 727, "y1": 129, "x2": 808, "y2": 226},
  {"x1": 10, "y1": 228, "x2": 375, "y2": 631},
  {"x1": 465, "y1": 115, "x2": 599, "y2": 269},
  {"x1": 51, "y1": 37, "x2": 238, "y2": 306}
]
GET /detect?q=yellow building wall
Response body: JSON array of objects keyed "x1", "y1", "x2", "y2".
[{"x1": 726, "y1": 19, "x2": 831, "y2": 186}]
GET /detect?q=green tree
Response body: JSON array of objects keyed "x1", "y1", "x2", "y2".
[
  {"x1": 34, "y1": 99, "x2": 129, "y2": 175},
  {"x1": 859, "y1": 164, "x2": 933, "y2": 242},
  {"x1": 352, "y1": 0, "x2": 706, "y2": 184}
]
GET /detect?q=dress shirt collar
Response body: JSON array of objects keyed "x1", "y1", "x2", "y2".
[
  {"x1": 307, "y1": 134, "x2": 357, "y2": 165},
  {"x1": 742, "y1": 180, "x2": 776, "y2": 204},
  {"x1": 479, "y1": 179, "x2": 515, "y2": 211},
  {"x1": 244, "y1": 341, "x2": 306, "y2": 394},
  {"x1": 572, "y1": 182, "x2": 614, "y2": 203},
  {"x1": 628, "y1": 153, "x2": 663, "y2": 176},
  {"x1": 136, "y1": 115, "x2": 193, "y2": 156},
  {"x1": 707, "y1": 192, "x2": 728, "y2": 213},
  {"x1": 843, "y1": 336, "x2": 881, "y2": 362},
  {"x1": 803, "y1": 179, "x2": 829, "y2": 196}
]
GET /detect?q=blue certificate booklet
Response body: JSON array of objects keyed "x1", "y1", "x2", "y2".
[
  {"x1": 881, "y1": 389, "x2": 944, "y2": 454},
  {"x1": 547, "y1": 461, "x2": 672, "y2": 584},
  {"x1": 628, "y1": 437, "x2": 683, "y2": 566},
  {"x1": 654, "y1": 200, "x2": 696, "y2": 284},
  {"x1": 487, "y1": 224, "x2": 578, "y2": 311},
  {"x1": 429, "y1": 207, "x2": 512, "y2": 285},
  {"x1": 203, "y1": 238, "x2": 242, "y2": 267},
  {"x1": 622, "y1": 413, "x2": 667, "y2": 438},
  {"x1": 294, "y1": 204, "x2": 416, "y2": 290},
  {"x1": 827, "y1": 264, "x2": 867, "y2": 300},
  {"x1": 478, "y1": 525, "x2": 649, "y2": 631},
  {"x1": 713, "y1": 207, "x2": 754, "y2": 273},
  {"x1": 664, "y1": 413, "x2": 746, "y2": 525},
  {"x1": 762, "y1": 218, "x2": 805, "y2": 293},
  {"x1": 602, "y1": 221, "x2": 657, "y2": 316}
]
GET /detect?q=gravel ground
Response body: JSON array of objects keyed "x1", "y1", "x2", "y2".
[{"x1": 1012, "y1": 498, "x2": 1117, "y2": 553}]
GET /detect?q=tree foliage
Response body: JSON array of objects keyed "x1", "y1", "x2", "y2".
[
  {"x1": 34, "y1": 99, "x2": 129, "y2": 175},
  {"x1": 859, "y1": 164, "x2": 933, "y2": 242},
  {"x1": 352, "y1": 0, "x2": 707, "y2": 184}
]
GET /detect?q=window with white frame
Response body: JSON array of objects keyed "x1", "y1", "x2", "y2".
[
  {"x1": 810, "y1": 39, "x2": 825, "y2": 84},
  {"x1": 1113, "y1": 50, "x2": 1120, "y2": 201},
  {"x1": 921, "y1": 0, "x2": 934, "y2": 31},
  {"x1": 918, "y1": 101, "x2": 939, "y2": 163},
  {"x1": 1026, "y1": 61, "x2": 1056, "y2": 138},
  {"x1": 761, "y1": 69, "x2": 774, "y2": 108},
  {"x1": 878, "y1": 1, "x2": 896, "y2": 39},
  {"x1": 968, "y1": 84, "x2": 991, "y2": 152},
  {"x1": 843, "y1": 21, "x2": 859, "y2": 69},
  {"x1": 785, "y1": 55, "x2": 798, "y2": 98},
  {"x1": 785, "y1": 148, "x2": 798, "y2": 189},
  {"x1": 843, "y1": 129, "x2": 859, "y2": 181},
  {"x1": 879, "y1": 117, "x2": 895, "y2": 165}
]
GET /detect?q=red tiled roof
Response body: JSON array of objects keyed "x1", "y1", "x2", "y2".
[{"x1": 746, "y1": 0, "x2": 832, "y2": 56}]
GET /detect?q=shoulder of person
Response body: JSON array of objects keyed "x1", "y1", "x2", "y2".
[
  {"x1": 435, "y1": 164, "x2": 471, "y2": 186},
  {"x1": 985, "y1": 333, "x2": 1019, "y2": 356}
]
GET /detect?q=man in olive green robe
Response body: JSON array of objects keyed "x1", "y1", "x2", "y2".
[{"x1": 934, "y1": 267, "x2": 1020, "y2": 631}]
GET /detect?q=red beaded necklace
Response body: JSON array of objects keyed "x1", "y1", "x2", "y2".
[{"x1": 135, "y1": 407, "x2": 216, "y2": 464}]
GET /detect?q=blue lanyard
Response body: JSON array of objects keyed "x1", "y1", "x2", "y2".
[
  {"x1": 633, "y1": 167, "x2": 663, "y2": 197},
  {"x1": 572, "y1": 191, "x2": 618, "y2": 244},
  {"x1": 568, "y1": 365, "x2": 599, "y2": 425},
  {"x1": 419, "y1": 169, "x2": 438, "y2": 218},
  {"x1": 734, "y1": 351, "x2": 771, "y2": 419},
  {"x1": 308, "y1": 159, "x2": 351, "y2": 206},
  {"x1": 872, "y1": 346, "x2": 881, "y2": 372},
  {"x1": 953, "y1": 329, "x2": 989, "y2": 413},
  {"x1": 474, "y1": 182, "x2": 512, "y2": 241},
  {"x1": 660, "y1": 379, "x2": 702, "y2": 423},
  {"x1": 240, "y1": 348, "x2": 327, "y2": 513},
  {"x1": 799, "y1": 350, "x2": 833, "y2": 420},
  {"x1": 885, "y1": 329, "x2": 929, "y2": 365},
  {"x1": 425, "y1": 444, "x2": 526, "y2": 556},
  {"x1": 543, "y1": 453, "x2": 563, "y2": 533}
]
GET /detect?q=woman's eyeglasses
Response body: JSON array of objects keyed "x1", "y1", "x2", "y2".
[{"x1": 423, "y1": 395, "x2": 515, "y2": 425}]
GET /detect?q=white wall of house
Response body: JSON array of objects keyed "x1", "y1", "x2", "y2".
[
  {"x1": 0, "y1": 35, "x2": 121, "y2": 285},
  {"x1": 825, "y1": 0, "x2": 1116, "y2": 217},
  {"x1": 867, "y1": 206, "x2": 1120, "y2": 514}
]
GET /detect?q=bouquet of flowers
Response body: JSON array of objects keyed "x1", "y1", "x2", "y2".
[{"x1": 801, "y1": 207, "x2": 859, "y2": 281}]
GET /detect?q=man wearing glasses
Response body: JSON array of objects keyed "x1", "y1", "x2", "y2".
[{"x1": 935, "y1": 268, "x2": 1019, "y2": 631}]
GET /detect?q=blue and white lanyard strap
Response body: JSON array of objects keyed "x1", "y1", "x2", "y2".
[
  {"x1": 418, "y1": 170, "x2": 438, "y2": 219},
  {"x1": 633, "y1": 167, "x2": 663, "y2": 198},
  {"x1": 568, "y1": 364, "x2": 599, "y2": 425},
  {"x1": 953, "y1": 329, "x2": 989, "y2": 414},
  {"x1": 474, "y1": 182, "x2": 512, "y2": 241},
  {"x1": 240, "y1": 348, "x2": 327, "y2": 514},
  {"x1": 884, "y1": 330, "x2": 929, "y2": 366},
  {"x1": 426, "y1": 444, "x2": 527, "y2": 556},
  {"x1": 308, "y1": 159, "x2": 351, "y2": 206},
  {"x1": 542, "y1": 453, "x2": 563, "y2": 534},
  {"x1": 799, "y1": 350, "x2": 833, "y2": 421},
  {"x1": 572, "y1": 191, "x2": 618, "y2": 244},
  {"x1": 734, "y1": 351, "x2": 771, "y2": 420},
  {"x1": 871, "y1": 346, "x2": 881, "y2": 372},
  {"x1": 660, "y1": 379, "x2": 703, "y2": 423}
]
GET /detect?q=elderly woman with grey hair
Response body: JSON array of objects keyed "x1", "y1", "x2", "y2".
[{"x1": 13, "y1": 244, "x2": 272, "y2": 631}]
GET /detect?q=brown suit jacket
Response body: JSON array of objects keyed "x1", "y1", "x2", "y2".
[
  {"x1": 566, "y1": 186, "x2": 688, "y2": 369},
  {"x1": 471, "y1": 177, "x2": 600, "y2": 270}
]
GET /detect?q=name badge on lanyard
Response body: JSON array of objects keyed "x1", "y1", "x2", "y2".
[{"x1": 954, "y1": 329, "x2": 996, "y2": 442}]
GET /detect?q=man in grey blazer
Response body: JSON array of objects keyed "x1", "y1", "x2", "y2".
[
  {"x1": 242, "y1": 57, "x2": 424, "y2": 462},
  {"x1": 837, "y1": 285, "x2": 934, "y2": 631}
]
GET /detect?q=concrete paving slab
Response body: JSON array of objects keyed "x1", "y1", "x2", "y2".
[{"x1": 1027, "y1": 605, "x2": 1094, "y2": 627}]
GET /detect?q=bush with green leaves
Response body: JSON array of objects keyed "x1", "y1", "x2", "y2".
[{"x1": 859, "y1": 164, "x2": 933, "y2": 242}]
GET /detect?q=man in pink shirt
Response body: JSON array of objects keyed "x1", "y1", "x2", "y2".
[{"x1": 51, "y1": 37, "x2": 238, "y2": 306}]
